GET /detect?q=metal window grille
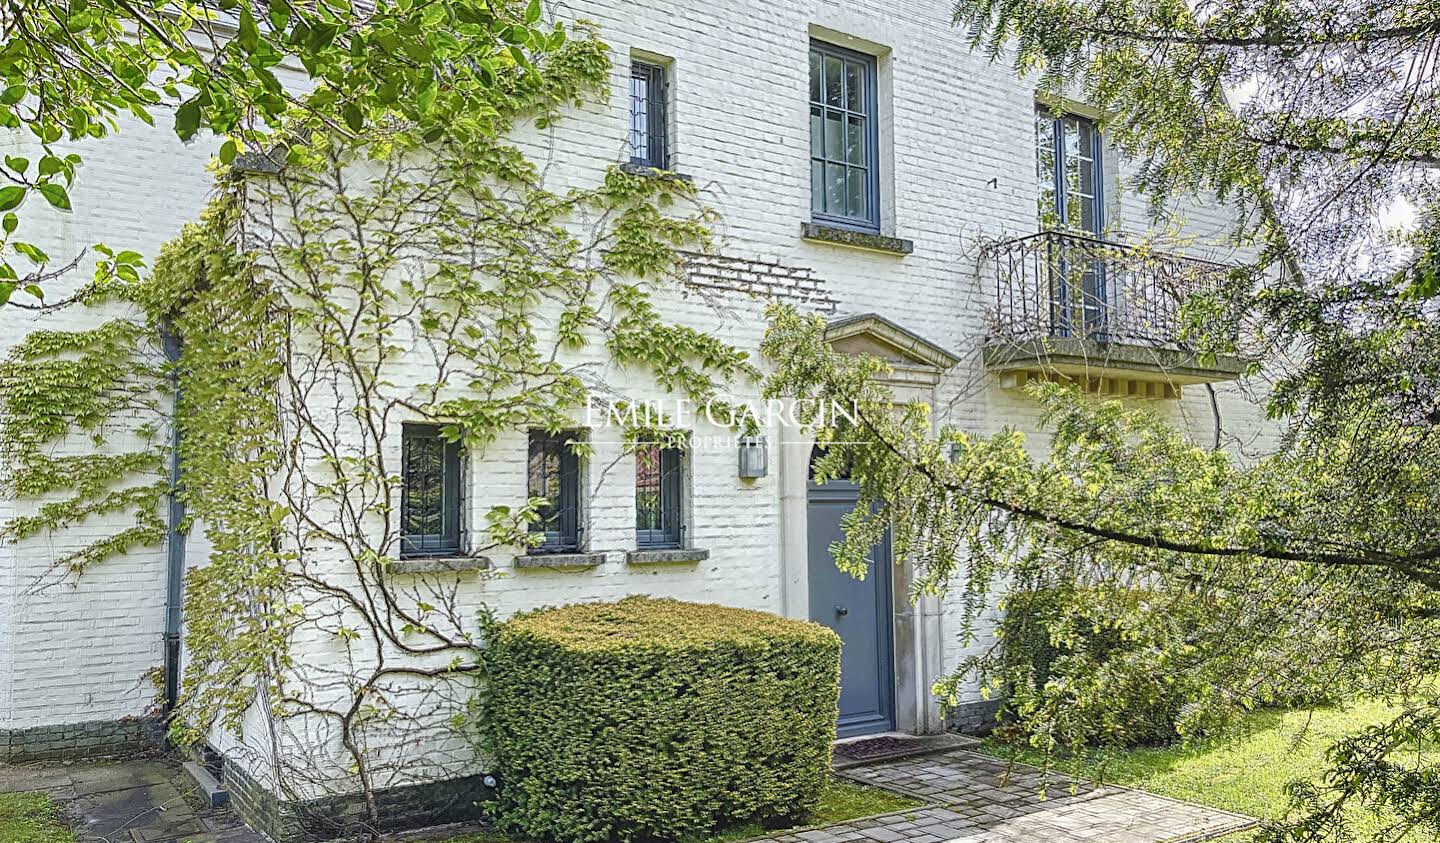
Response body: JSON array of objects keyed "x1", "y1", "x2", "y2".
[
  {"x1": 400, "y1": 424, "x2": 462, "y2": 557},
  {"x1": 629, "y1": 61, "x2": 668, "y2": 169},
  {"x1": 527, "y1": 430, "x2": 581, "y2": 552},
  {"x1": 809, "y1": 42, "x2": 879, "y2": 231},
  {"x1": 635, "y1": 445, "x2": 683, "y2": 548}
]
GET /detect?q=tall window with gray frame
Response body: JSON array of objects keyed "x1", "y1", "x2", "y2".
[
  {"x1": 630, "y1": 60, "x2": 668, "y2": 169},
  {"x1": 1035, "y1": 108, "x2": 1107, "y2": 335},
  {"x1": 400, "y1": 424, "x2": 462, "y2": 557},
  {"x1": 635, "y1": 444, "x2": 683, "y2": 548},
  {"x1": 809, "y1": 41, "x2": 879, "y2": 232}
]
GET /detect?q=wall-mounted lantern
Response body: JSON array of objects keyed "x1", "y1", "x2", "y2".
[{"x1": 737, "y1": 435, "x2": 768, "y2": 479}]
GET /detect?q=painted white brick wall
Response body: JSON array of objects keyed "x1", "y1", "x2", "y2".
[
  {"x1": 1, "y1": 0, "x2": 1279, "y2": 757},
  {"x1": 0, "y1": 116, "x2": 225, "y2": 732}
]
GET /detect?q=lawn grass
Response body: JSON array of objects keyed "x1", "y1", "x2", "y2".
[
  {"x1": 0, "y1": 792, "x2": 76, "y2": 843},
  {"x1": 975, "y1": 697, "x2": 1434, "y2": 842},
  {"x1": 439, "y1": 776, "x2": 922, "y2": 843}
]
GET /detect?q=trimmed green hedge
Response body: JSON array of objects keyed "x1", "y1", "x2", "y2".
[{"x1": 482, "y1": 596, "x2": 842, "y2": 843}]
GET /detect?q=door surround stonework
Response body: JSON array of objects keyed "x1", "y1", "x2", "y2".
[{"x1": 779, "y1": 313, "x2": 959, "y2": 736}]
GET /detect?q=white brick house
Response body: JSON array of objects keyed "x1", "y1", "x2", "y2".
[{"x1": 0, "y1": 0, "x2": 1276, "y2": 836}]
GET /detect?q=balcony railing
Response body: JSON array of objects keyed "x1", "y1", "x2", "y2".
[{"x1": 984, "y1": 231, "x2": 1231, "y2": 347}]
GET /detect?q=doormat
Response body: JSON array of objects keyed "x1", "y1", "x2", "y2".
[{"x1": 833, "y1": 736, "x2": 922, "y2": 761}]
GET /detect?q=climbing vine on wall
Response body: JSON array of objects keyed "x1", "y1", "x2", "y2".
[{"x1": 1, "y1": 11, "x2": 756, "y2": 836}]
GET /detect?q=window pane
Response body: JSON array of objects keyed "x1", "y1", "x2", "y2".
[
  {"x1": 825, "y1": 163, "x2": 846, "y2": 213},
  {"x1": 402, "y1": 435, "x2": 442, "y2": 541},
  {"x1": 1078, "y1": 156, "x2": 1095, "y2": 197},
  {"x1": 845, "y1": 115, "x2": 865, "y2": 165},
  {"x1": 810, "y1": 106, "x2": 823, "y2": 157},
  {"x1": 809, "y1": 50, "x2": 823, "y2": 103},
  {"x1": 844, "y1": 61, "x2": 863, "y2": 112},
  {"x1": 811, "y1": 159, "x2": 824, "y2": 214},
  {"x1": 635, "y1": 445, "x2": 661, "y2": 533},
  {"x1": 824, "y1": 110, "x2": 843, "y2": 161},
  {"x1": 846, "y1": 167, "x2": 866, "y2": 219},
  {"x1": 528, "y1": 443, "x2": 559, "y2": 531},
  {"x1": 824, "y1": 55, "x2": 843, "y2": 107},
  {"x1": 1036, "y1": 113, "x2": 1058, "y2": 226}
]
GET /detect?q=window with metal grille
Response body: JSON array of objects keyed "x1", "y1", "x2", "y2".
[
  {"x1": 527, "y1": 430, "x2": 581, "y2": 552},
  {"x1": 400, "y1": 424, "x2": 462, "y2": 558},
  {"x1": 634, "y1": 445, "x2": 683, "y2": 548},
  {"x1": 629, "y1": 60, "x2": 668, "y2": 169},
  {"x1": 809, "y1": 42, "x2": 879, "y2": 231}
]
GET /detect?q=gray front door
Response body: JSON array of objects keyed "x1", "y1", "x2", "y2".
[{"x1": 807, "y1": 477, "x2": 895, "y2": 738}]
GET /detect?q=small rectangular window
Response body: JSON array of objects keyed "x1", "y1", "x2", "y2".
[
  {"x1": 528, "y1": 430, "x2": 581, "y2": 552},
  {"x1": 629, "y1": 60, "x2": 669, "y2": 169},
  {"x1": 635, "y1": 445, "x2": 683, "y2": 548},
  {"x1": 400, "y1": 424, "x2": 462, "y2": 558},
  {"x1": 809, "y1": 41, "x2": 879, "y2": 232}
]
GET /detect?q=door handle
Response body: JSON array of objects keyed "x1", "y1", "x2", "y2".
[{"x1": 834, "y1": 604, "x2": 848, "y2": 616}]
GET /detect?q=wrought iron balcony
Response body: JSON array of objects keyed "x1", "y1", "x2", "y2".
[{"x1": 982, "y1": 231, "x2": 1246, "y2": 392}]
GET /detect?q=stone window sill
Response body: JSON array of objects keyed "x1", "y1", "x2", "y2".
[
  {"x1": 626, "y1": 548, "x2": 710, "y2": 565},
  {"x1": 619, "y1": 162, "x2": 694, "y2": 183},
  {"x1": 390, "y1": 555, "x2": 491, "y2": 575},
  {"x1": 801, "y1": 222, "x2": 914, "y2": 256},
  {"x1": 513, "y1": 552, "x2": 607, "y2": 570}
]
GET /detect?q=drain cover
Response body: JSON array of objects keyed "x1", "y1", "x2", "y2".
[{"x1": 833, "y1": 736, "x2": 919, "y2": 760}]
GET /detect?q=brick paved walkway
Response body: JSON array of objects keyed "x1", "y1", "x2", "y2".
[
  {"x1": 773, "y1": 749, "x2": 1255, "y2": 843},
  {"x1": 0, "y1": 757, "x2": 263, "y2": 842}
]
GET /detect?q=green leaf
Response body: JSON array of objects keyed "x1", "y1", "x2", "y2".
[
  {"x1": 38, "y1": 183, "x2": 70, "y2": 210},
  {"x1": 268, "y1": 0, "x2": 291, "y2": 31},
  {"x1": 342, "y1": 102, "x2": 364, "y2": 132},
  {"x1": 416, "y1": 82, "x2": 437, "y2": 113},
  {"x1": 175, "y1": 99, "x2": 202, "y2": 141},
  {"x1": 526, "y1": 0, "x2": 542, "y2": 23},
  {"x1": 219, "y1": 139, "x2": 238, "y2": 165},
  {"x1": 238, "y1": 7, "x2": 260, "y2": 53},
  {"x1": 4, "y1": 156, "x2": 27, "y2": 174},
  {"x1": 0, "y1": 186, "x2": 24, "y2": 211},
  {"x1": 13, "y1": 241, "x2": 48, "y2": 263},
  {"x1": 2, "y1": 213, "x2": 16, "y2": 234}
]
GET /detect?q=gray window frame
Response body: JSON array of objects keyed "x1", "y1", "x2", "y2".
[
  {"x1": 1036, "y1": 108, "x2": 1104, "y2": 235},
  {"x1": 635, "y1": 445, "x2": 684, "y2": 549},
  {"x1": 399, "y1": 423, "x2": 463, "y2": 558},
  {"x1": 528, "y1": 430, "x2": 582, "y2": 553},
  {"x1": 629, "y1": 60, "x2": 669, "y2": 169},
  {"x1": 809, "y1": 40, "x2": 880, "y2": 233}
]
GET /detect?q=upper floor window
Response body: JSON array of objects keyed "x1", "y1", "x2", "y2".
[
  {"x1": 809, "y1": 42, "x2": 879, "y2": 232},
  {"x1": 630, "y1": 60, "x2": 669, "y2": 169},
  {"x1": 1036, "y1": 108, "x2": 1102, "y2": 235},
  {"x1": 400, "y1": 424, "x2": 462, "y2": 558},
  {"x1": 635, "y1": 444, "x2": 684, "y2": 548},
  {"x1": 528, "y1": 430, "x2": 581, "y2": 552}
]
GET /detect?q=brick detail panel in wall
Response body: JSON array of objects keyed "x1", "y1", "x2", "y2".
[
  {"x1": 0, "y1": 717, "x2": 165, "y2": 763},
  {"x1": 682, "y1": 251, "x2": 838, "y2": 311},
  {"x1": 225, "y1": 760, "x2": 493, "y2": 842},
  {"x1": 946, "y1": 698, "x2": 1004, "y2": 736}
]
